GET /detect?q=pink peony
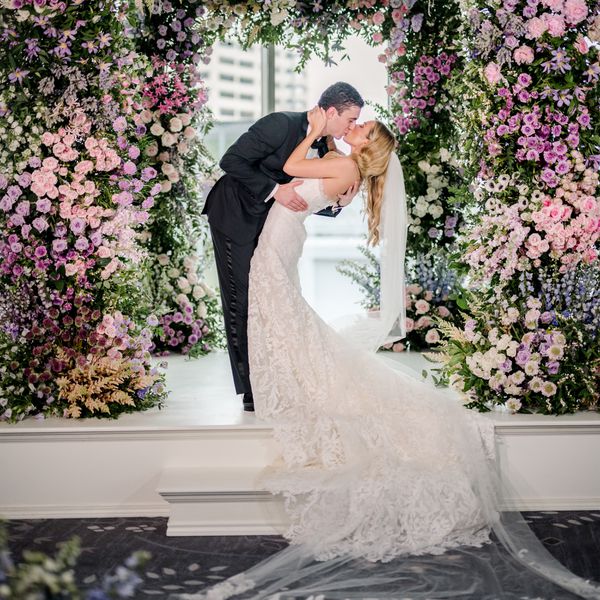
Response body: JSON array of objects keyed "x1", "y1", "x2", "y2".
[
  {"x1": 542, "y1": 13, "x2": 566, "y2": 36},
  {"x1": 563, "y1": 0, "x2": 588, "y2": 24},
  {"x1": 526, "y1": 17, "x2": 547, "y2": 38},
  {"x1": 484, "y1": 62, "x2": 502, "y2": 85},
  {"x1": 514, "y1": 45, "x2": 535, "y2": 64}
]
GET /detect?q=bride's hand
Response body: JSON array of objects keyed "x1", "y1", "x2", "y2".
[{"x1": 307, "y1": 106, "x2": 327, "y2": 137}]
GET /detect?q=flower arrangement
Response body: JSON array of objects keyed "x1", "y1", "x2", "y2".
[
  {"x1": 436, "y1": 0, "x2": 600, "y2": 413},
  {"x1": 0, "y1": 0, "x2": 169, "y2": 421},
  {"x1": 0, "y1": 523, "x2": 149, "y2": 599}
]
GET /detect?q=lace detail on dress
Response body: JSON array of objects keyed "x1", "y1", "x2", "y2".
[{"x1": 247, "y1": 177, "x2": 498, "y2": 563}]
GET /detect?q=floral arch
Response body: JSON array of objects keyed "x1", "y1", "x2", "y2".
[{"x1": 0, "y1": 0, "x2": 598, "y2": 421}]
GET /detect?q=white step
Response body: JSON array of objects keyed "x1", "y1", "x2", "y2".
[{"x1": 157, "y1": 467, "x2": 286, "y2": 536}]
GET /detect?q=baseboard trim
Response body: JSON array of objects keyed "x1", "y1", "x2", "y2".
[{"x1": 0, "y1": 503, "x2": 170, "y2": 519}]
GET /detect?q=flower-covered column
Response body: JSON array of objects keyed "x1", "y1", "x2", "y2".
[
  {"x1": 0, "y1": 1, "x2": 166, "y2": 420},
  {"x1": 441, "y1": 0, "x2": 600, "y2": 414}
]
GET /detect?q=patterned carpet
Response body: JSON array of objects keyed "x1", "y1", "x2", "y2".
[{"x1": 6, "y1": 511, "x2": 600, "y2": 599}]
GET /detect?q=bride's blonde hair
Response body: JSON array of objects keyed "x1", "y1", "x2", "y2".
[{"x1": 352, "y1": 122, "x2": 396, "y2": 246}]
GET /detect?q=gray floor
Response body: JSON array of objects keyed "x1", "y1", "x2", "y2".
[{"x1": 6, "y1": 511, "x2": 600, "y2": 598}]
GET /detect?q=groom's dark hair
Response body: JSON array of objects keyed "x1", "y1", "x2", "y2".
[{"x1": 318, "y1": 82, "x2": 364, "y2": 114}]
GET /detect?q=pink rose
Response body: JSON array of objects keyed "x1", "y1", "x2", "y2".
[
  {"x1": 404, "y1": 317, "x2": 415, "y2": 332},
  {"x1": 415, "y1": 299, "x2": 430, "y2": 314},
  {"x1": 425, "y1": 329, "x2": 441, "y2": 344},
  {"x1": 372, "y1": 32, "x2": 383, "y2": 43},
  {"x1": 514, "y1": 45, "x2": 535, "y2": 64},
  {"x1": 372, "y1": 11, "x2": 385, "y2": 25},
  {"x1": 563, "y1": 0, "x2": 588, "y2": 24},
  {"x1": 392, "y1": 8, "x2": 403, "y2": 23},
  {"x1": 526, "y1": 17, "x2": 547, "y2": 39},
  {"x1": 542, "y1": 13, "x2": 565, "y2": 36},
  {"x1": 574, "y1": 34, "x2": 589, "y2": 53},
  {"x1": 484, "y1": 62, "x2": 502, "y2": 85},
  {"x1": 41, "y1": 132, "x2": 55, "y2": 146}
]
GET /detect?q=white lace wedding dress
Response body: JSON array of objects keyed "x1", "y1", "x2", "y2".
[{"x1": 247, "y1": 178, "x2": 497, "y2": 561}]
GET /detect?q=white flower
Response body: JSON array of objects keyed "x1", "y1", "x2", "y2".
[
  {"x1": 167, "y1": 268, "x2": 180, "y2": 278},
  {"x1": 145, "y1": 143, "x2": 158, "y2": 157},
  {"x1": 177, "y1": 276, "x2": 191, "y2": 291},
  {"x1": 439, "y1": 148, "x2": 451, "y2": 162},
  {"x1": 183, "y1": 126, "x2": 196, "y2": 140},
  {"x1": 161, "y1": 162, "x2": 176, "y2": 175},
  {"x1": 524, "y1": 360, "x2": 539, "y2": 376},
  {"x1": 161, "y1": 180, "x2": 172, "y2": 193},
  {"x1": 169, "y1": 117, "x2": 183, "y2": 132},
  {"x1": 270, "y1": 7, "x2": 289, "y2": 25},
  {"x1": 429, "y1": 204, "x2": 444, "y2": 219},
  {"x1": 176, "y1": 293, "x2": 188, "y2": 305},
  {"x1": 541, "y1": 381, "x2": 557, "y2": 397},
  {"x1": 506, "y1": 398, "x2": 522, "y2": 413},
  {"x1": 178, "y1": 112, "x2": 192, "y2": 126},
  {"x1": 193, "y1": 285, "x2": 206, "y2": 300},
  {"x1": 510, "y1": 370, "x2": 525, "y2": 385},
  {"x1": 157, "y1": 254, "x2": 170, "y2": 266},
  {"x1": 162, "y1": 132, "x2": 177, "y2": 147},
  {"x1": 150, "y1": 122, "x2": 164, "y2": 136},
  {"x1": 547, "y1": 345, "x2": 564, "y2": 359},
  {"x1": 197, "y1": 301, "x2": 207, "y2": 318}
]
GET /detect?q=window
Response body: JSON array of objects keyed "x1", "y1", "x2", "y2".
[
  {"x1": 220, "y1": 109, "x2": 234, "y2": 116},
  {"x1": 219, "y1": 91, "x2": 234, "y2": 98},
  {"x1": 219, "y1": 56, "x2": 234, "y2": 64},
  {"x1": 240, "y1": 93, "x2": 254, "y2": 101},
  {"x1": 239, "y1": 60, "x2": 254, "y2": 68},
  {"x1": 240, "y1": 77, "x2": 254, "y2": 85},
  {"x1": 240, "y1": 111, "x2": 254, "y2": 118},
  {"x1": 219, "y1": 73, "x2": 234, "y2": 81}
]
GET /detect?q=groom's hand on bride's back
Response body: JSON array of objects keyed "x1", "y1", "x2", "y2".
[{"x1": 274, "y1": 181, "x2": 308, "y2": 212}]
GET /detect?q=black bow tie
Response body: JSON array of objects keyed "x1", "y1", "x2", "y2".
[{"x1": 310, "y1": 136, "x2": 329, "y2": 157}]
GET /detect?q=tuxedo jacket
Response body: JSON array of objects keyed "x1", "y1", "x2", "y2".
[{"x1": 203, "y1": 111, "x2": 338, "y2": 244}]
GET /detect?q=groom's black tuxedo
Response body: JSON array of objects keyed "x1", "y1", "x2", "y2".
[
  {"x1": 203, "y1": 110, "x2": 340, "y2": 400},
  {"x1": 203, "y1": 111, "x2": 338, "y2": 243}
]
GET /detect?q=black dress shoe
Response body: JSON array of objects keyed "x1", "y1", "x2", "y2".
[{"x1": 243, "y1": 392, "x2": 254, "y2": 412}]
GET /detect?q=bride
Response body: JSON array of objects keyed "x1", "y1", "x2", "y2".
[{"x1": 182, "y1": 109, "x2": 600, "y2": 599}]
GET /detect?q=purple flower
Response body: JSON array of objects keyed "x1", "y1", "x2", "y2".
[
  {"x1": 32, "y1": 217, "x2": 49, "y2": 232},
  {"x1": 113, "y1": 116, "x2": 127, "y2": 133},
  {"x1": 8, "y1": 69, "x2": 30, "y2": 84},
  {"x1": 141, "y1": 167, "x2": 157, "y2": 182},
  {"x1": 547, "y1": 361, "x2": 560, "y2": 375},
  {"x1": 34, "y1": 246, "x2": 47, "y2": 258},
  {"x1": 517, "y1": 73, "x2": 532, "y2": 87}
]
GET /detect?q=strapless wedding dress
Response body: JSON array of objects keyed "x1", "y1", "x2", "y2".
[{"x1": 247, "y1": 178, "x2": 496, "y2": 561}]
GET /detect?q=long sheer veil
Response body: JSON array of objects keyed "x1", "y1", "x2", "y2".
[
  {"x1": 332, "y1": 152, "x2": 407, "y2": 351},
  {"x1": 174, "y1": 152, "x2": 600, "y2": 600}
]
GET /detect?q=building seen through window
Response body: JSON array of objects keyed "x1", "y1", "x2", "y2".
[{"x1": 201, "y1": 38, "x2": 387, "y2": 321}]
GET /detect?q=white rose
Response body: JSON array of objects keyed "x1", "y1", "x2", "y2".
[
  {"x1": 197, "y1": 301, "x2": 207, "y2": 318},
  {"x1": 150, "y1": 122, "x2": 165, "y2": 136},
  {"x1": 187, "y1": 272, "x2": 198, "y2": 284},
  {"x1": 176, "y1": 293, "x2": 188, "y2": 306},
  {"x1": 178, "y1": 112, "x2": 192, "y2": 126},
  {"x1": 183, "y1": 126, "x2": 196, "y2": 140},
  {"x1": 429, "y1": 204, "x2": 444, "y2": 219},
  {"x1": 162, "y1": 132, "x2": 177, "y2": 147},
  {"x1": 161, "y1": 180, "x2": 172, "y2": 193},
  {"x1": 439, "y1": 148, "x2": 451, "y2": 162},
  {"x1": 145, "y1": 143, "x2": 158, "y2": 157},
  {"x1": 140, "y1": 109, "x2": 153, "y2": 123},
  {"x1": 169, "y1": 117, "x2": 183, "y2": 132},
  {"x1": 177, "y1": 141, "x2": 189, "y2": 154},
  {"x1": 417, "y1": 160, "x2": 430, "y2": 172},
  {"x1": 161, "y1": 162, "x2": 176, "y2": 175},
  {"x1": 157, "y1": 254, "x2": 170, "y2": 266},
  {"x1": 177, "y1": 276, "x2": 191, "y2": 291},
  {"x1": 167, "y1": 170, "x2": 180, "y2": 183},
  {"x1": 193, "y1": 285, "x2": 206, "y2": 299},
  {"x1": 167, "y1": 268, "x2": 180, "y2": 278}
]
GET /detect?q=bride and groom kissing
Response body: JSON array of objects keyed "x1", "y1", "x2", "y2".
[{"x1": 203, "y1": 81, "x2": 395, "y2": 413}]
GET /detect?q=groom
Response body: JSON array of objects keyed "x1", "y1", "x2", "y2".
[{"x1": 203, "y1": 82, "x2": 364, "y2": 411}]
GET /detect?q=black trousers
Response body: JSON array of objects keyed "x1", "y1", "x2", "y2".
[{"x1": 210, "y1": 225, "x2": 257, "y2": 396}]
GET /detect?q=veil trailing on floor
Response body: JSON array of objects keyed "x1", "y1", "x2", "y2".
[{"x1": 173, "y1": 155, "x2": 600, "y2": 600}]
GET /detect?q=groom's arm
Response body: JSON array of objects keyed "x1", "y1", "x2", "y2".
[{"x1": 219, "y1": 113, "x2": 289, "y2": 204}]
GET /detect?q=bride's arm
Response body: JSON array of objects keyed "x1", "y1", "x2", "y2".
[{"x1": 283, "y1": 109, "x2": 357, "y2": 183}]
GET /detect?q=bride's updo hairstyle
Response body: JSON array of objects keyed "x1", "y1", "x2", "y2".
[{"x1": 353, "y1": 122, "x2": 396, "y2": 246}]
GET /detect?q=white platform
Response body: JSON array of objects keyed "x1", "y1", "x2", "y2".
[{"x1": 1, "y1": 352, "x2": 599, "y2": 536}]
